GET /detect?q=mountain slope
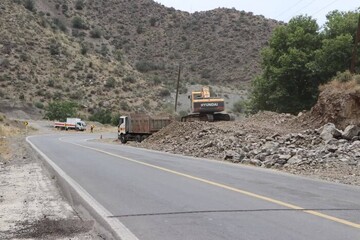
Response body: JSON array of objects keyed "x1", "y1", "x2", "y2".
[{"x1": 0, "y1": 0, "x2": 281, "y2": 116}]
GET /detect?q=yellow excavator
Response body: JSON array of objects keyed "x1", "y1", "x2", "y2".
[{"x1": 181, "y1": 86, "x2": 231, "y2": 122}]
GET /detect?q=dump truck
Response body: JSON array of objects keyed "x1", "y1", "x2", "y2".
[
  {"x1": 118, "y1": 114, "x2": 172, "y2": 143},
  {"x1": 181, "y1": 86, "x2": 231, "y2": 122},
  {"x1": 54, "y1": 118, "x2": 86, "y2": 131}
]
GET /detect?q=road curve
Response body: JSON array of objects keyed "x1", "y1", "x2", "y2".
[{"x1": 28, "y1": 133, "x2": 360, "y2": 240}]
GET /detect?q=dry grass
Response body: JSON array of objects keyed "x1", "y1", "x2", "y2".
[{"x1": 319, "y1": 79, "x2": 360, "y2": 92}]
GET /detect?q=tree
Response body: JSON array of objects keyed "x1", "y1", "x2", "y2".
[
  {"x1": 89, "y1": 109, "x2": 112, "y2": 124},
  {"x1": 323, "y1": 10, "x2": 359, "y2": 39},
  {"x1": 111, "y1": 113, "x2": 121, "y2": 126},
  {"x1": 45, "y1": 101, "x2": 78, "y2": 121},
  {"x1": 249, "y1": 16, "x2": 322, "y2": 113},
  {"x1": 311, "y1": 34, "x2": 353, "y2": 81},
  {"x1": 311, "y1": 9, "x2": 360, "y2": 79}
]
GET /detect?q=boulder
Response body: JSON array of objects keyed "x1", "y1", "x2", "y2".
[
  {"x1": 287, "y1": 156, "x2": 302, "y2": 164},
  {"x1": 342, "y1": 125, "x2": 360, "y2": 140},
  {"x1": 320, "y1": 123, "x2": 342, "y2": 141}
]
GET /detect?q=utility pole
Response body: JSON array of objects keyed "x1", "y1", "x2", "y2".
[
  {"x1": 175, "y1": 63, "x2": 181, "y2": 112},
  {"x1": 350, "y1": 14, "x2": 360, "y2": 74}
]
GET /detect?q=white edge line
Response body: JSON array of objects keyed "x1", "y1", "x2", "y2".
[{"x1": 26, "y1": 136, "x2": 139, "y2": 240}]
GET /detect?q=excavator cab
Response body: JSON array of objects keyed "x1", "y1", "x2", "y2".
[{"x1": 182, "y1": 86, "x2": 230, "y2": 122}]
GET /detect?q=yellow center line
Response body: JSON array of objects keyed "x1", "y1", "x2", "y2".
[{"x1": 68, "y1": 141, "x2": 360, "y2": 229}]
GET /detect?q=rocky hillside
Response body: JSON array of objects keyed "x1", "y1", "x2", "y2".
[
  {"x1": 74, "y1": 0, "x2": 280, "y2": 87},
  {"x1": 0, "y1": 0, "x2": 280, "y2": 116}
]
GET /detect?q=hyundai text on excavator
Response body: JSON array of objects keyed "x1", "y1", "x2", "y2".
[{"x1": 181, "y1": 86, "x2": 231, "y2": 122}]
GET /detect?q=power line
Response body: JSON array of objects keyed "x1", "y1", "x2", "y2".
[
  {"x1": 293, "y1": 0, "x2": 318, "y2": 16},
  {"x1": 275, "y1": 0, "x2": 305, "y2": 18},
  {"x1": 311, "y1": 0, "x2": 340, "y2": 16}
]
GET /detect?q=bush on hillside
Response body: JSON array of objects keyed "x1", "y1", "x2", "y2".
[
  {"x1": 72, "y1": 16, "x2": 87, "y2": 29},
  {"x1": 75, "y1": 0, "x2": 85, "y2": 10},
  {"x1": 24, "y1": 0, "x2": 35, "y2": 12},
  {"x1": 90, "y1": 28, "x2": 102, "y2": 38}
]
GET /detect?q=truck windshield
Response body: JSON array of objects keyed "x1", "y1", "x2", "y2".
[{"x1": 119, "y1": 118, "x2": 124, "y2": 126}]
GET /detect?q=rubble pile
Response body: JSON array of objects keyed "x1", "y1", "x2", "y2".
[
  {"x1": 141, "y1": 82, "x2": 360, "y2": 185},
  {"x1": 142, "y1": 113, "x2": 360, "y2": 185}
]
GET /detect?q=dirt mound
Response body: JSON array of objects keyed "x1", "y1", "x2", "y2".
[{"x1": 308, "y1": 80, "x2": 360, "y2": 129}]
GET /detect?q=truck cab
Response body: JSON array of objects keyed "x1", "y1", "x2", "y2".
[
  {"x1": 118, "y1": 116, "x2": 130, "y2": 135},
  {"x1": 75, "y1": 121, "x2": 86, "y2": 131}
]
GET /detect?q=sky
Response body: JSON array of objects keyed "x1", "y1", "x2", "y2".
[{"x1": 155, "y1": 0, "x2": 360, "y2": 26}]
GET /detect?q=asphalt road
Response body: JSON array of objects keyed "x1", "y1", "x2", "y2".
[{"x1": 28, "y1": 133, "x2": 360, "y2": 240}]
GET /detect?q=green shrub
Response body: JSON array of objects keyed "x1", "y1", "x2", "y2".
[
  {"x1": 120, "y1": 101, "x2": 130, "y2": 111},
  {"x1": 34, "y1": 102, "x2": 44, "y2": 109},
  {"x1": 123, "y1": 76, "x2": 135, "y2": 83},
  {"x1": 152, "y1": 76, "x2": 162, "y2": 85},
  {"x1": 135, "y1": 60, "x2": 163, "y2": 73},
  {"x1": 150, "y1": 17, "x2": 157, "y2": 27},
  {"x1": 100, "y1": 45, "x2": 108, "y2": 56},
  {"x1": 104, "y1": 77, "x2": 116, "y2": 88},
  {"x1": 233, "y1": 100, "x2": 244, "y2": 113},
  {"x1": 45, "y1": 101, "x2": 78, "y2": 121},
  {"x1": 114, "y1": 50, "x2": 123, "y2": 61},
  {"x1": 336, "y1": 70, "x2": 352, "y2": 83},
  {"x1": 200, "y1": 69, "x2": 211, "y2": 79},
  {"x1": 24, "y1": 0, "x2": 35, "y2": 12},
  {"x1": 47, "y1": 79, "x2": 55, "y2": 87},
  {"x1": 62, "y1": 4, "x2": 68, "y2": 14},
  {"x1": 354, "y1": 74, "x2": 360, "y2": 84},
  {"x1": 53, "y1": 18, "x2": 67, "y2": 32},
  {"x1": 89, "y1": 109, "x2": 112, "y2": 124},
  {"x1": 49, "y1": 39, "x2": 61, "y2": 55},
  {"x1": 159, "y1": 89, "x2": 171, "y2": 97},
  {"x1": 80, "y1": 43, "x2": 88, "y2": 55},
  {"x1": 111, "y1": 113, "x2": 121, "y2": 126},
  {"x1": 75, "y1": 0, "x2": 85, "y2": 10},
  {"x1": 72, "y1": 16, "x2": 87, "y2": 29},
  {"x1": 0, "y1": 58, "x2": 10, "y2": 68},
  {"x1": 90, "y1": 28, "x2": 102, "y2": 38},
  {"x1": 136, "y1": 25, "x2": 144, "y2": 34}
]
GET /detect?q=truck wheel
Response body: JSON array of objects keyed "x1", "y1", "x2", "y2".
[
  {"x1": 135, "y1": 135, "x2": 142, "y2": 143},
  {"x1": 119, "y1": 134, "x2": 127, "y2": 144},
  {"x1": 141, "y1": 135, "x2": 147, "y2": 142}
]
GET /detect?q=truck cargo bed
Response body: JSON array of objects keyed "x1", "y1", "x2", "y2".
[{"x1": 130, "y1": 114, "x2": 171, "y2": 134}]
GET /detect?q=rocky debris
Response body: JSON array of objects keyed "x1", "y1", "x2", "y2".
[{"x1": 141, "y1": 112, "x2": 360, "y2": 186}]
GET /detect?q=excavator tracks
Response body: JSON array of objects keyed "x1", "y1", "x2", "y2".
[{"x1": 181, "y1": 113, "x2": 231, "y2": 122}]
